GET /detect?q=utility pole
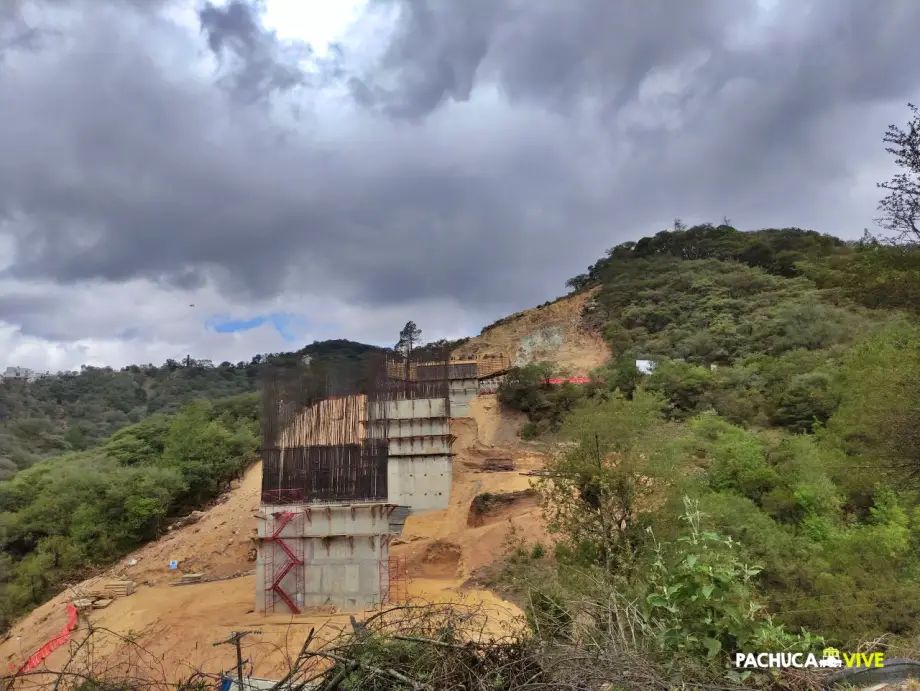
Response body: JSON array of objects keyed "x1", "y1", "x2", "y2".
[{"x1": 213, "y1": 630, "x2": 261, "y2": 690}]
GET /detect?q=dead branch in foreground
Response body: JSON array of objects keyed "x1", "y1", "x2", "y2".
[{"x1": 1, "y1": 599, "x2": 830, "y2": 691}]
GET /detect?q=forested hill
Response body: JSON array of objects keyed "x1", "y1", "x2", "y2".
[
  {"x1": 2, "y1": 222, "x2": 916, "y2": 482},
  {"x1": 493, "y1": 222, "x2": 920, "y2": 647},
  {"x1": 1, "y1": 222, "x2": 919, "y2": 642},
  {"x1": 0, "y1": 338, "x2": 384, "y2": 479},
  {"x1": 567, "y1": 222, "x2": 919, "y2": 316}
]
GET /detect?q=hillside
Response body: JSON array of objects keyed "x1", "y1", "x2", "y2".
[
  {"x1": 453, "y1": 288, "x2": 609, "y2": 376},
  {"x1": 2, "y1": 224, "x2": 920, "y2": 688},
  {"x1": 494, "y1": 225, "x2": 920, "y2": 647}
]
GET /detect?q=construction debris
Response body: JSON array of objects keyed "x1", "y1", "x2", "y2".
[
  {"x1": 171, "y1": 570, "x2": 255, "y2": 587},
  {"x1": 92, "y1": 599, "x2": 113, "y2": 609},
  {"x1": 169, "y1": 510, "x2": 206, "y2": 530},
  {"x1": 103, "y1": 580, "x2": 135, "y2": 598},
  {"x1": 480, "y1": 458, "x2": 515, "y2": 472},
  {"x1": 71, "y1": 599, "x2": 95, "y2": 611}
]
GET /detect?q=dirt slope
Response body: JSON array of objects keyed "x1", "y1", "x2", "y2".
[
  {"x1": 390, "y1": 396, "x2": 548, "y2": 584},
  {"x1": 453, "y1": 288, "x2": 609, "y2": 376},
  {"x1": 0, "y1": 402, "x2": 541, "y2": 683}
]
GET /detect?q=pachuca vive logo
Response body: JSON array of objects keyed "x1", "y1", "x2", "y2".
[{"x1": 734, "y1": 647, "x2": 885, "y2": 670}]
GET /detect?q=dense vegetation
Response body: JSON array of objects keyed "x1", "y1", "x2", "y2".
[
  {"x1": 495, "y1": 96, "x2": 920, "y2": 673},
  {"x1": 494, "y1": 221, "x2": 920, "y2": 674},
  {"x1": 0, "y1": 394, "x2": 259, "y2": 630}
]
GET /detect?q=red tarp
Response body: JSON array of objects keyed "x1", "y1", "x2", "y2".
[{"x1": 13, "y1": 603, "x2": 78, "y2": 675}]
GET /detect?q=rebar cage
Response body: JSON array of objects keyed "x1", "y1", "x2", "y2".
[{"x1": 260, "y1": 348, "x2": 451, "y2": 504}]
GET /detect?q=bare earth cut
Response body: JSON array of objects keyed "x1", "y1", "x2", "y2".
[{"x1": 454, "y1": 288, "x2": 610, "y2": 377}]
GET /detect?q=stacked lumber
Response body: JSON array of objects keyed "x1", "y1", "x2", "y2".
[{"x1": 102, "y1": 580, "x2": 135, "y2": 598}]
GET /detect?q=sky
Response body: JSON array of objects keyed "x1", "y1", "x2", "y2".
[{"x1": 0, "y1": 0, "x2": 918, "y2": 372}]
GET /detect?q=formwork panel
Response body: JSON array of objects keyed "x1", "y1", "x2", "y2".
[
  {"x1": 449, "y1": 378, "x2": 479, "y2": 393},
  {"x1": 449, "y1": 379, "x2": 478, "y2": 418},
  {"x1": 381, "y1": 418, "x2": 451, "y2": 438},
  {"x1": 370, "y1": 398, "x2": 448, "y2": 420},
  {"x1": 387, "y1": 456, "x2": 452, "y2": 511},
  {"x1": 388, "y1": 437, "x2": 453, "y2": 456},
  {"x1": 258, "y1": 504, "x2": 398, "y2": 538},
  {"x1": 478, "y1": 376, "x2": 506, "y2": 394}
]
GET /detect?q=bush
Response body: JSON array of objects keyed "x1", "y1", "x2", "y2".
[{"x1": 498, "y1": 362, "x2": 588, "y2": 436}]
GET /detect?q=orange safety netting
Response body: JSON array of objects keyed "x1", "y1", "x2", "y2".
[{"x1": 12, "y1": 603, "x2": 78, "y2": 675}]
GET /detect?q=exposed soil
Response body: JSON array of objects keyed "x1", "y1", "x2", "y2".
[
  {"x1": 468, "y1": 490, "x2": 539, "y2": 528},
  {"x1": 469, "y1": 395, "x2": 527, "y2": 446},
  {"x1": 420, "y1": 541, "x2": 463, "y2": 579},
  {"x1": 453, "y1": 289, "x2": 610, "y2": 376}
]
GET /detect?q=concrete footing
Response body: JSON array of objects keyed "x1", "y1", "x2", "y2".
[{"x1": 255, "y1": 502, "x2": 407, "y2": 613}]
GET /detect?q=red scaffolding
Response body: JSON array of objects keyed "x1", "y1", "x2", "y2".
[{"x1": 263, "y1": 510, "x2": 305, "y2": 614}]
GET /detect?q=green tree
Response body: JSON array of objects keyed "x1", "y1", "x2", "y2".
[
  {"x1": 396, "y1": 321, "x2": 423, "y2": 358},
  {"x1": 396, "y1": 320, "x2": 423, "y2": 379},
  {"x1": 536, "y1": 390, "x2": 668, "y2": 573},
  {"x1": 159, "y1": 401, "x2": 238, "y2": 505},
  {"x1": 877, "y1": 103, "x2": 920, "y2": 244}
]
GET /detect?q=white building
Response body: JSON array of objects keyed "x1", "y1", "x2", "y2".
[
  {"x1": 2, "y1": 366, "x2": 34, "y2": 380},
  {"x1": 1, "y1": 367, "x2": 50, "y2": 382},
  {"x1": 636, "y1": 359, "x2": 657, "y2": 375}
]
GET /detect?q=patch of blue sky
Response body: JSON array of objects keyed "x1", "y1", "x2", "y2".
[{"x1": 206, "y1": 312, "x2": 314, "y2": 342}]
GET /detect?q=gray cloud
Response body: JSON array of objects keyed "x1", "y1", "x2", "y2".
[
  {"x1": 198, "y1": 0, "x2": 318, "y2": 105},
  {"x1": 351, "y1": 0, "x2": 756, "y2": 119},
  {"x1": 0, "y1": 0, "x2": 919, "y2": 354}
]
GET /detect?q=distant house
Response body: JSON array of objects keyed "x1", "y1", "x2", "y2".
[
  {"x1": 636, "y1": 360, "x2": 656, "y2": 375},
  {"x1": 1, "y1": 366, "x2": 50, "y2": 382},
  {"x1": 2, "y1": 366, "x2": 34, "y2": 381}
]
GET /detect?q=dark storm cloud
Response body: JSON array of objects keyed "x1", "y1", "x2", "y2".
[
  {"x1": 198, "y1": 0, "x2": 314, "y2": 104},
  {"x1": 1, "y1": 0, "x2": 920, "y2": 330},
  {"x1": 351, "y1": 0, "x2": 755, "y2": 119}
]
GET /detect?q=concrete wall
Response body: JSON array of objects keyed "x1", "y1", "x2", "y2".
[
  {"x1": 478, "y1": 375, "x2": 506, "y2": 394},
  {"x1": 368, "y1": 398, "x2": 447, "y2": 420},
  {"x1": 448, "y1": 378, "x2": 478, "y2": 417},
  {"x1": 256, "y1": 532, "x2": 386, "y2": 612},
  {"x1": 387, "y1": 456, "x2": 451, "y2": 512},
  {"x1": 256, "y1": 503, "x2": 398, "y2": 613},
  {"x1": 366, "y1": 397, "x2": 454, "y2": 512},
  {"x1": 257, "y1": 503, "x2": 404, "y2": 538}
]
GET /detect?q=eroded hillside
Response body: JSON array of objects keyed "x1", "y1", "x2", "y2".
[{"x1": 453, "y1": 289, "x2": 609, "y2": 376}]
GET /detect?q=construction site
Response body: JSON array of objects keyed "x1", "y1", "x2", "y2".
[
  {"x1": 256, "y1": 348, "x2": 513, "y2": 614},
  {"x1": 0, "y1": 291, "x2": 608, "y2": 681}
]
